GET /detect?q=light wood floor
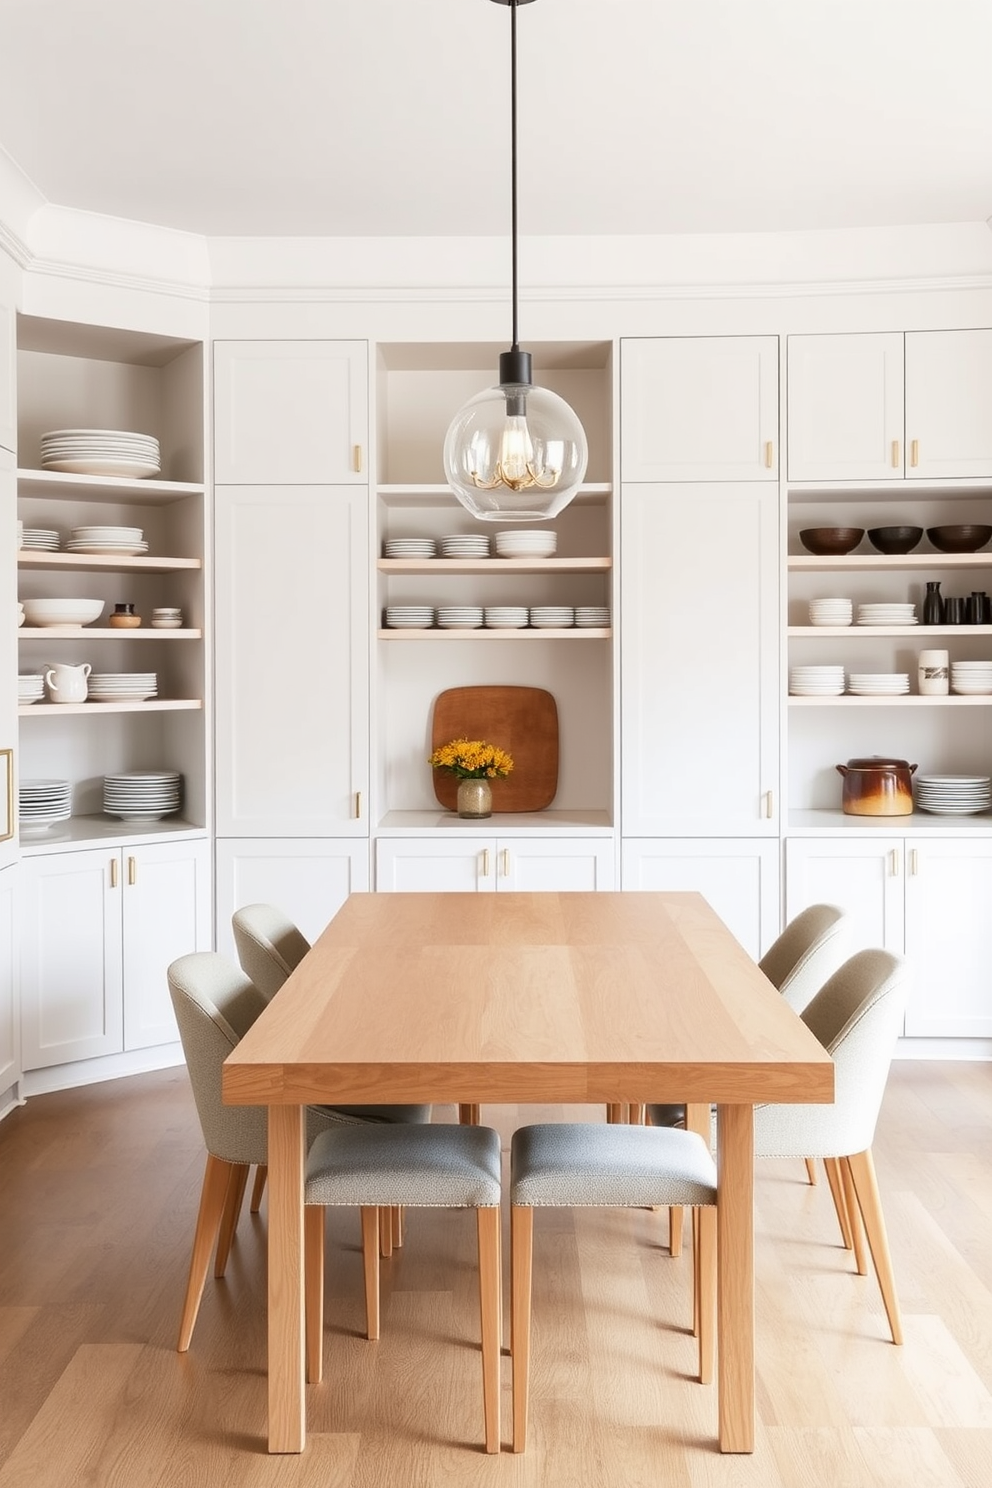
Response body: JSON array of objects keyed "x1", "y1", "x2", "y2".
[{"x1": 1, "y1": 1063, "x2": 991, "y2": 1486}]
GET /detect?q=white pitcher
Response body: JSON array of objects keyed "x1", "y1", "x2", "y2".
[{"x1": 44, "y1": 661, "x2": 91, "y2": 703}]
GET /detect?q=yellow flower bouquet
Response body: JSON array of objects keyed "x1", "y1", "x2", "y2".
[{"x1": 428, "y1": 737, "x2": 514, "y2": 780}]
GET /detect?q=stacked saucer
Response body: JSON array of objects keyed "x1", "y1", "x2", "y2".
[
  {"x1": 88, "y1": 672, "x2": 158, "y2": 701},
  {"x1": 19, "y1": 778, "x2": 72, "y2": 832},
  {"x1": 384, "y1": 537, "x2": 436, "y2": 559},
  {"x1": 483, "y1": 606, "x2": 528, "y2": 628},
  {"x1": 103, "y1": 770, "x2": 182, "y2": 820},
  {"x1": 950, "y1": 660, "x2": 992, "y2": 695},
  {"x1": 21, "y1": 527, "x2": 59, "y2": 551},
  {"x1": 847, "y1": 672, "x2": 910, "y2": 695},
  {"x1": 857, "y1": 602, "x2": 917, "y2": 626},
  {"x1": 41, "y1": 428, "x2": 161, "y2": 479},
  {"x1": 789, "y1": 665, "x2": 845, "y2": 696},
  {"x1": 17, "y1": 674, "x2": 45, "y2": 705},
  {"x1": 915, "y1": 774, "x2": 992, "y2": 815},
  {"x1": 439, "y1": 534, "x2": 490, "y2": 559},
  {"x1": 494, "y1": 529, "x2": 557, "y2": 559},
  {"x1": 385, "y1": 606, "x2": 433, "y2": 629},
  {"x1": 16, "y1": 601, "x2": 24, "y2": 628},
  {"x1": 529, "y1": 606, "x2": 574, "y2": 628},
  {"x1": 575, "y1": 606, "x2": 610, "y2": 628},
  {"x1": 67, "y1": 525, "x2": 147, "y2": 555},
  {"x1": 808, "y1": 597, "x2": 853, "y2": 626},
  {"x1": 436, "y1": 605, "x2": 484, "y2": 629},
  {"x1": 151, "y1": 607, "x2": 183, "y2": 629}
]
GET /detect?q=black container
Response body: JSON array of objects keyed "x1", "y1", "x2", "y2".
[
  {"x1": 922, "y1": 581, "x2": 944, "y2": 626},
  {"x1": 967, "y1": 591, "x2": 991, "y2": 625},
  {"x1": 944, "y1": 596, "x2": 966, "y2": 625}
]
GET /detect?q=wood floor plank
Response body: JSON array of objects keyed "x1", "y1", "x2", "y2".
[{"x1": 852, "y1": 1426, "x2": 968, "y2": 1487}]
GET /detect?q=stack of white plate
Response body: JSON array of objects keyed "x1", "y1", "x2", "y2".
[
  {"x1": 915, "y1": 773, "x2": 992, "y2": 815},
  {"x1": 16, "y1": 602, "x2": 24, "y2": 628},
  {"x1": 493, "y1": 529, "x2": 557, "y2": 558},
  {"x1": 483, "y1": 606, "x2": 529, "y2": 628},
  {"x1": 529, "y1": 606, "x2": 575, "y2": 628},
  {"x1": 40, "y1": 428, "x2": 161, "y2": 479},
  {"x1": 789, "y1": 665, "x2": 845, "y2": 696},
  {"x1": 384, "y1": 537, "x2": 436, "y2": 559},
  {"x1": 151, "y1": 607, "x2": 183, "y2": 629},
  {"x1": 67, "y1": 525, "x2": 147, "y2": 555},
  {"x1": 19, "y1": 778, "x2": 72, "y2": 832},
  {"x1": 847, "y1": 673, "x2": 910, "y2": 695},
  {"x1": 88, "y1": 672, "x2": 158, "y2": 702},
  {"x1": 575, "y1": 606, "x2": 610, "y2": 628},
  {"x1": 950, "y1": 660, "x2": 992, "y2": 695},
  {"x1": 857, "y1": 602, "x2": 917, "y2": 626},
  {"x1": 21, "y1": 528, "x2": 59, "y2": 551},
  {"x1": 385, "y1": 606, "x2": 434, "y2": 629},
  {"x1": 17, "y1": 674, "x2": 44, "y2": 705},
  {"x1": 808, "y1": 597, "x2": 853, "y2": 626},
  {"x1": 103, "y1": 770, "x2": 182, "y2": 821},
  {"x1": 439, "y1": 534, "x2": 490, "y2": 559},
  {"x1": 436, "y1": 606, "x2": 484, "y2": 629}
]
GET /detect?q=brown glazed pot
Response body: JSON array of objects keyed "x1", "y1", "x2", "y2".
[{"x1": 836, "y1": 756, "x2": 917, "y2": 816}]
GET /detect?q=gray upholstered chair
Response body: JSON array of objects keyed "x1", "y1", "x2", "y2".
[
  {"x1": 508, "y1": 1121, "x2": 717, "y2": 1453},
  {"x1": 304, "y1": 1121, "x2": 504, "y2": 1454}
]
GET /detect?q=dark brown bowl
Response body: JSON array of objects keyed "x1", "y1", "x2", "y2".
[
  {"x1": 799, "y1": 527, "x2": 865, "y2": 556},
  {"x1": 866, "y1": 525, "x2": 924, "y2": 554},
  {"x1": 926, "y1": 524, "x2": 992, "y2": 554}
]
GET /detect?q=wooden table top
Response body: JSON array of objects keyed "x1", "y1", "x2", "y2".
[{"x1": 223, "y1": 891, "x2": 834, "y2": 1109}]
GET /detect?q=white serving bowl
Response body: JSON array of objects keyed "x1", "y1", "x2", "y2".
[{"x1": 21, "y1": 598, "x2": 105, "y2": 627}]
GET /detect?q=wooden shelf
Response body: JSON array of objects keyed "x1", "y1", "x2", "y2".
[
  {"x1": 788, "y1": 552, "x2": 992, "y2": 572},
  {"x1": 787, "y1": 479, "x2": 992, "y2": 503},
  {"x1": 17, "y1": 469, "x2": 204, "y2": 504},
  {"x1": 18, "y1": 551, "x2": 200, "y2": 573},
  {"x1": 377, "y1": 481, "x2": 612, "y2": 508},
  {"x1": 18, "y1": 627, "x2": 201, "y2": 639},
  {"x1": 788, "y1": 624, "x2": 992, "y2": 637},
  {"x1": 19, "y1": 700, "x2": 203, "y2": 716},
  {"x1": 788, "y1": 694, "x2": 992, "y2": 706},
  {"x1": 378, "y1": 628, "x2": 611, "y2": 640},
  {"x1": 378, "y1": 556, "x2": 611, "y2": 574}
]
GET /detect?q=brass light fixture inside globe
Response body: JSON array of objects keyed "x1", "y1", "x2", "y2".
[{"x1": 443, "y1": 0, "x2": 588, "y2": 522}]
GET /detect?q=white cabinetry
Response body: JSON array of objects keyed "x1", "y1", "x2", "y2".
[
  {"x1": 0, "y1": 864, "x2": 18, "y2": 1115},
  {"x1": 0, "y1": 447, "x2": 16, "y2": 872},
  {"x1": 0, "y1": 267, "x2": 15, "y2": 454},
  {"x1": 214, "y1": 837, "x2": 370, "y2": 955},
  {"x1": 376, "y1": 836, "x2": 615, "y2": 893},
  {"x1": 19, "y1": 838, "x2": 210, "y2": 1071},
  {"x1": 621, "y1": 838, "x2": 779, "y2": 960},
  {"x1": 621, "y1": 336, "x2": 779, "y2": 482}
]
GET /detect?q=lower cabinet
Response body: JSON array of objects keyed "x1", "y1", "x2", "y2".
[
  {"x1": 215, "y1": 837, "x2": 371, "y2": 956},
  {"x1": 785, "y1": 835, "x2": 992, "y2": 1038},
  {"x1": 621, "y1": 838, "x2": 780, "y2": 961},
  {"x1": 0, "y1": 864, "x2": 18, "y2": 1114},
  {"x1": 375, "y1": 837, "x2": 616, "y2": 893},
  {"x1": 19, "y1": 839, "x2": 211, "y2": 1071}
]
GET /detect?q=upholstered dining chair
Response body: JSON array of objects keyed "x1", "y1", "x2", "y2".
[{"x1": 508, "y1": 1121, "x2": 718, "y2": 1453}]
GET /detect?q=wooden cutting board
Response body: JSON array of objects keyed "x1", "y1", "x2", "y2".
[{"x1": 430, "y1": 685, "x2": 559, "y2": 812}]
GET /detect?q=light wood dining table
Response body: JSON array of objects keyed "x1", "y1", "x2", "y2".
[{"x1": 222, "y1": 889, "x2": 834, "y2": 1455}]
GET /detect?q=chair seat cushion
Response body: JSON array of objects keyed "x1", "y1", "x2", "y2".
[
  {"x1": 305, "y1": 1122, "x2": 502, "y2": 1208},
  {"x1": 319, "y1": 1103, "x2": 433, "y2": 1125},
  {"x1": 511, "y1": 1123, "x2": 717, "y2": 1209}
]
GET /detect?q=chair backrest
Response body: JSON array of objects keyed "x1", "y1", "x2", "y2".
[
  {"x1": 754, "y1": 947, "x2": 910, "y2": 1159},
  {"x1": 759, "y1": 903, "x2": 851, "y2": 1014},
  {"x1": 231, "y1": 903, "x2": 310, "y2": 1002},
  {"x1": 168, "y1": 951, "x2": 270, "y2": 1166}
]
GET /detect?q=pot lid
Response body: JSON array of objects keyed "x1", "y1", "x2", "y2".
[{"x1": 844, "y1": 756, "x2": 913, "y2": 769}]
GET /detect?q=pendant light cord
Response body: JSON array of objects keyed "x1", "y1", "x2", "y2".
[{"x1": 509, "y1": 0, "x2": 519, "y2": 352}]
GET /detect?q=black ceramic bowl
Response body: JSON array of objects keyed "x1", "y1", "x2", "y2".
[
  {"x1": 866, "y1": 525, "x2": 924, "y2": 554},
  {"x1": 799, "y1": 527, "x2": 865, "y2": 556},
  {"x1": 926, "y1": 524, "x2": 992, "y2": 554}
]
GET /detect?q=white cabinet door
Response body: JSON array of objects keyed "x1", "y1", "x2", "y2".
[
  {"x1": 621, "y1": 337, "x2": 779, "y2": 482},
  {"x1": 0, "y1": 448, "x2": 15, "y2": 873},
  {"x1": 215, "y1": 837, "x2": 370, "y2": 955},
  {"x1": 904, "y1": 838, "x2": 992, "y2": 1037},
  {"x1": 0, "y1": 286, "x2": 15, "y2": 454},
  {"x1": 213, "y1": 340, "x2": 367, "y2": 484},
  {"x1": 215, "y1": 485, "x2": 369, "y2": 836},
  {"x1": 905, "y1": 329, "x2": 992, "y2": 479},
  {"x1": 784, "y1": 837, "x2": 905, "y2": 958},
  {"x1": 122, "y1": 840, "x2": 211, "y2": 1051},
  {"x1": 376, "y1": 837, "x2": 495, "y2": 893},
  {"x1": 621, "y1": 483, "x2": 779, "y2": 836},
  {"x1": 497, "y1": 838, "x2": 616, "y2": 891},
  {"x1": 20, "y1": 849, "x2": 123, "y2": 1070},
  {"x1": 787, "y1": 332, "x2": 904, "y2": 482},
  {"x1": 621, "y1": 838, "x2": 779, "y2": 961},
  {"x1": 0, "y1": 864, "x2": 18, "y2": 1108}
]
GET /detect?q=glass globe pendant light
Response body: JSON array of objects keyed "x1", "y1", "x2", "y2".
[{"x1": 443, "y1": 0, "x2": 588, "y2": 522}]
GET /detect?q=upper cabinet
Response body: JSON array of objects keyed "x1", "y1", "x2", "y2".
[
  {"x1": 0, "y1": 290, "x2": 15, "y2": 454},
  {"x1": 787, "y1": 329, "x2": 992, "y2": 483},
  {"x1": 620, "y1": 336, "x2": 779, "y2": 482},
  {"x1": 213, "y1": 340, "x2": 368, "y2": 483}
]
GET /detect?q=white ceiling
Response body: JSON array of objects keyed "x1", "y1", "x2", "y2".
[{"x1": 1, "y1": 0, "x2": 992, "y2": 242}]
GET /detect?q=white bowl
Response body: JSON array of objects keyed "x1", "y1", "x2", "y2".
[{"x1": 21, "y1": 598, "x2": 105, "y2": 627}]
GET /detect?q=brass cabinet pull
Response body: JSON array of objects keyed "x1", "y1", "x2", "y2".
[
  {"x1": 763, "y1": 790, "x2": 774, "y2": 820},
  {"x1": 891, "y1": 439, "x2": 900, "y2": 468},
  {"x1": 110, "y1": 858, "x2": 119, "y2": 888},
  {"x1": 127, "y1": 856, "x2": 136, "y2": 886},
  {"x1": 500, "y1": 848, "x2": 509, "y2": 877},
  {"x1": 353, "y1": 444, "x2": 363, "y2": 473},
  {"x1": 910, "y1": 438, "x2": 919, "y2": 467},
  {"x1": 909, "y1": 848, "x2": 919, "y2": 876},
  {"x1": 481, "y1": 849, "x2": 490, "y2": 877},
  {"x1": 764, "y1": 440, "x2": 774, "y2": 469},
  {"x1": 888, "y1": 848, "x2": 900, "y2": 877},
  {"x1": 355, "y1": 791, "x2": 362, "y2": 819},
  {"x1": 0, "y1": 748, "x2": 12, "y2": 842}
]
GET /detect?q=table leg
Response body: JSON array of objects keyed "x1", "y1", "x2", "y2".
[
  {"x1": 268, "y1": 1104, "x2": 306, "y2": 1453},
  {"x1": 716, "y1": 1103, "x2": 754, "y2": 1453}
]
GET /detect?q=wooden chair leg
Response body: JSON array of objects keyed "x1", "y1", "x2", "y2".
[
  {"x1": 250, "y1": 1164, "x2": 267, "y2": 1214},
  {"x1": 379, "y1": 1204, "x2": 393, "y2": 1257},
  {"x1": 459, "y1": 1104, "x2": 481, "y2": 1126},
  {"x1": 177, "y1": 1154, "x2": 237, "y2": 1352},
  {"x1": 606, "y1": 1103, "x2": 626, "y2": 1124},
  {"x1": 805, "y1": 1157, "x2": 819, "y2": 1185},
  {"x1": 391, "y1": 1205, "x2": 403, "y2": 1249},
  {"x1": 845, "y1": 1149, "x2": 904, "y2": 1345},
  {"x1": 628, "y1": 1104, "x2": 646, "y2": 1125},
  {"x1": 477, "y1": 1206, "x2": 502, "y2": 1454},
  {"x1": 511, "y1": 1204, "x2": 534, "y2": 1454},
  {"x1": 361, "y1": 1206, "x2": 381, "y2": 1341},
  {"x1": 696, "y1": 1205, "x2": 717, "y2": 1385},
  {"x1": 691, "y1": 1207, "x2": 700, "y2": 1336},
  {"x1": 669, "y1": 1205, "x2": 684, "y2": 1258},
  {"x1": 840, "y1": 1155, "x2": 868, "y2": 1276},
  {"x1": 304, "y1": 1205, "x2": 325, "y2": 1383},
  {"x1": 214, "y1": 1164, "x2": 249, "y2": 1278},
  {"x1": 823, "y1": 1155, "x2": 854, "y2": 1250}
]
